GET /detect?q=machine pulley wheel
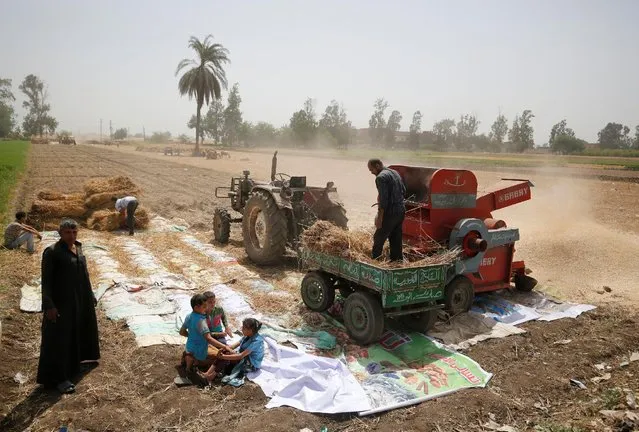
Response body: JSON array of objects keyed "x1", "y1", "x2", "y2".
[
  {"x1": 398, "y1": 308, "x2": 439, "y2": 333},
  {"x1": 343, "y1": 290, "x2": 385, "y2": 345},
  {"x1": 301, "y1": 271, "x2": 336, "y2": 312},
  {"x1": 213, "y1": 208, "x2": 231, "y2": 244},
  {"x1": 443, "y1": 276, "x2": 475, "y2": 316}
]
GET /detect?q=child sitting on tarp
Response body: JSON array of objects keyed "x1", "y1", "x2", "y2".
[
  {"x1": 203, "y1": 291, "x2": 233, "y2": 344},
  {"x1": 198, "y1": 317, "x2": 265, "y2": 387},
  {"x1": 178, "y1": 293, "x2": 234, "y2": 385}
]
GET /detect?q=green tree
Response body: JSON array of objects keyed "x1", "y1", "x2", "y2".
[
  {"x1": 204, "y1": 99, "x2": 225, "y2": 143},
  {"x1": 113, "y1": 128, "x2": 128, "y2": 140},
  {"x1": 223, "y1": 83, "x2": 242, "y2": 146},
  {"x1": 456, "y1": 114, "x2": 479, "y2": 151},
  {"x1": 178, "y1": 134, "x2": 191, "y2": 143},
  {"x1": 508, "y1": 110, "x2": 535, "y2": 152},
  {"x1": 552, "y1": 135, "x2": 586, "y2": 154},
  {"x1": 634, "y1": 125, "x2": 639, "y2": 149},
  {"x1": 433, "y1": 118, "x2": 456, "y2": 151},
  {"x1": 175, "y1": 35, "x2": 230, "y2": 154},
  {"x1": 489, "y1": 114, "x2": 508, "y2": 151},
  {"x1": 238, "y1": 121, "x2": 253, "y2": 147},
  {"x1": 319, "y1": 100, "x2": 351, "y2": 148},
  {"x1": 0, "y1": 78, "x2": 16, "y2": 137},
  {"x1": 407, "y1": 110, "x2": 423, "y2": 150},
  {"x1": 253, "y1": 122, "x2": 277, "y2": 146},
  {"x1": 385, "y1": 110, "x2": 402, "y2": 147},
  {"x1": 548, "y1": 119, "x2": 575, "y2": 150},
  {"x1": 187, "y1": 115, "x2": 205, "y2": 143},
  {"x1": 19, "y1": 74, "x2": 58, "y2": 136},
  {"x1": 368, "y1": 98, "x2": 389, "y2": 146},
  {"x1": 150, "y1": 131, "x2": 171, "y2": 143},
  {"x1": 289, "y1": 98, "x2": 317, "y2": 147},
  {"x1": 597, "y1": 122, "x2": 632, "y2": 149}
]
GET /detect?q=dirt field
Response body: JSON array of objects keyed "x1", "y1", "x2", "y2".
[{"x1": 2, "y1": 144, "x2": 639, "y2": 432}]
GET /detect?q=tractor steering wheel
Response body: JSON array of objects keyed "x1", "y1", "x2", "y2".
[{"x1": 275, "y1": 173, "x2": 291, "y2": 185}]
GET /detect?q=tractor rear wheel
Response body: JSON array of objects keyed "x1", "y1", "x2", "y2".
[
  {"x1": 242, "y1": 190, "x2": 288, "y2": 265},
  {"x1": 514, "y1": 273, "x2": 538, "y2": 292},
  {"x1": 344, "y1": 290, "x2": 385, "y2": 345},
  {"x1": 444, "y1": 276, "x2": 475, "y2": 316},
  {"x1": 213, "y1": 208, "x2": 231, "y2": 244},
  {"x1": 398, "y1": 308, "x2": 439, "y2": 333},
  {"x1": 324, "y1": 206, "x2": 348, "y2": 229},
  {"x1": 301, "y1": 271, "x2": 335, "y2": 312}
]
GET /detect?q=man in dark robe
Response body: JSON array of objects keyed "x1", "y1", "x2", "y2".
[{"x1": 36, "y1": 219, "x2": 100, "y2": 394}]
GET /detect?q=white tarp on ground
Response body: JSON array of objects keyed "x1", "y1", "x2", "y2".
[
  {"x1": 249, "y1": 337, "x2": 372, "y2": 414},
  {"x1": 428, "y1": 289, "x2": 596, "y2": 351}
]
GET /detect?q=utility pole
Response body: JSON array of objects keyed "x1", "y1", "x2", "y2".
[
  {"x1": 143, "y1": 126, "x2": 146, "y2": 141},
  {"x1": 100, "y1": 119, "x2": 102, "y2": 142},
  {"x1": 109, "y1": 120, "x2": 113, "y2": 140}
]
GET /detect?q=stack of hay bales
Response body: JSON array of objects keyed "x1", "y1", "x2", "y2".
[{"x1": 29, "y1": 176, "x2": 150, "y2": 232}]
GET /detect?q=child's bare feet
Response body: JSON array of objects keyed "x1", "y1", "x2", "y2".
[{"x1": 197, "y1": 370, "x2": 216, "y2": 386}]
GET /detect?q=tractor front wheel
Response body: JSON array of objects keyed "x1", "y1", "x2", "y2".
[
  {"x1": 398, "y1": 309, "x2": 439, "y2": 333},
  {"x1": 242, "y1": 190, "x2": 288, "y2": 265},
  {"x1": 213, "y1": 208, "x2": 231, "y2": 244},
  {"x1": 444, "y1": 276, "x2": 475, "y2": 316},
  {"x1": 301, "y1": 271, "x2": 335, "y2": 312},
  {"x1": 343, "y1": 290, "x2": 385, "y2": 345}
]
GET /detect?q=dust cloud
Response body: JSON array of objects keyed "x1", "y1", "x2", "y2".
[{"x1": 498, "y1": 168, "x2": 639, "y2": 304}]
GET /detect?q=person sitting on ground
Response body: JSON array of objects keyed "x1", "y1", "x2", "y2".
[
  {"x1": 112, "y1": 195, "x2": 139, "y2": 236},
  {"x1": 198, "y1": 317, "x2": 265, "y2": 387},
  {"x1": 178, "y1": 293, "x2": 234, "y2": 384},
  {"x1": 203, "y1": 291, "x2": 233, "y2": 345},
  {"x1": 3, "y1": 211, "x2": 42, "y2": 254}
]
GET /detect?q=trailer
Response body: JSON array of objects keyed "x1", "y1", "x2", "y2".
[{"x1": 300, "y1": 249, "x2": 457, "y2": 345}]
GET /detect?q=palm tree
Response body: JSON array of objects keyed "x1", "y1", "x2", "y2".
[{"x1": 175, "y1": 35, "x2": 230, "y2": 155}]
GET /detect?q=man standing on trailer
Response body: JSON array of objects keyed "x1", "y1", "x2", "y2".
[{"x1": 367, "y1": 158, "x2": 406, "y2": 262}]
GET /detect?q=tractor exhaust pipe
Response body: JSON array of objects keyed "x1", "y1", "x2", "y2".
[{"x1": 271, "y1": 151, "x2": 278, "y2": 182}]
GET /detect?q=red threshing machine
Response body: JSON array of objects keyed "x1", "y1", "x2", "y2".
[{"x1": 387, "y1": 165, "x2": 538, "y2": 311}]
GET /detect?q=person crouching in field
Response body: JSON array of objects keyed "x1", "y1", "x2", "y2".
[
  {"x1": 178, "y1": 294, "x2": 234, "y2": 385},
  {"x1": 112, "y1": 195, "x2": 138, "y2": 236},
  {"x1": 3, "y1": 211, "x2": 42, "y2": 254},
  {"x1": 198, "y1": 317, "x2": 265, "y2": 387}
]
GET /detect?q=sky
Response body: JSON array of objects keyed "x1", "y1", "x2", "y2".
[{"x1": 2, "y1": 0, "x2": 638, "y2": 144}]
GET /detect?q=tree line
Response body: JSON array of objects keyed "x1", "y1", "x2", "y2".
[{"x1": 0, "y1": 74, "x2": 59, "y2": 139}]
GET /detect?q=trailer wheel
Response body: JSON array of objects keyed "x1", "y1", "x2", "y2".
[
  {"x1": 399, "y1": 309, "x2": 439, "y2": 333},
  {"x1": 444, "y1": 276, "x2": 474, "y2": 315},
  {"x1": 514, "y1": 273, "x2": 538, "y2": 292},
  {"x1": 301, "y1": 271, "x2": 335, "y2": 312},
  {"x1": 344, "y1": 291, "x2": 385, "y2": 345},
  {"x1": 213, "y1": 208, "x2": 231, "y2": 244}
]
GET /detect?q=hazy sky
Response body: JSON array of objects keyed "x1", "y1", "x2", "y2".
[{"x1": 2, "y1": 0, "x2": 637, "y2": 144}]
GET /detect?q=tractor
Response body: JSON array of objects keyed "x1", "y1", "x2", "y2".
[{"x1": 213, "y1": 151, "x2": 348, "y2": 265}]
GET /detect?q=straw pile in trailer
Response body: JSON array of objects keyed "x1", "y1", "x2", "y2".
[{"x1": 301, "y1": 220, "x2": 460, "y2": 269}]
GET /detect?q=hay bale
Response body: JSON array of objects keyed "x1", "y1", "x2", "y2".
[
  {"x1": 36, "y1": 190, "x2": 84, "y2": 201},
  {"x1": 84, "y1": 189, "x2": 136, "y2": 209},
  {"x1": 87, "y1": 206, "x2": 150, "y2": 231},
  {"x1": 132, "y1": 207, "x2": 150, "y2": 229},
  {"x1": 87, "y1": 210, "x2": 120, "y2": 231},
  {"x1": 30, "y1": 199, "x2": 86, "y2": 219},
  {"x1": 83, "y1": 176, "x2": 139, "y2": 197}
]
